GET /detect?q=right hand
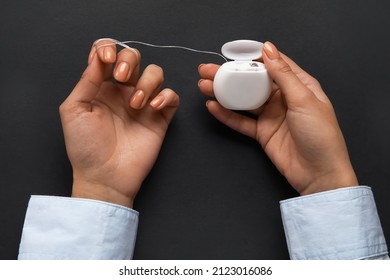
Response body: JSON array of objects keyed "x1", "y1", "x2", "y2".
[{"x1": 198, "y1": 41, "x2": 358, "y2": 195}]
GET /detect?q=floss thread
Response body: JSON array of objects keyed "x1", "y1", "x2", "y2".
[{"x1": 93, "y1": 38, "x2": 228, "y2": 62}]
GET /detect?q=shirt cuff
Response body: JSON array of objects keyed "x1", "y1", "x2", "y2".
[
  {"x1": 18, "y1": 195, "x2": 139, "y2": 260},
  {"x1": 280, "y1": 186, "x2": 388, "y2": 259}
]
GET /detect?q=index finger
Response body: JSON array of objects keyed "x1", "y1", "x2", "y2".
[
  {"x1": 279, "y1": 52, "x2": 328, "y2": 102},
  {"x1": 92, "y1": 38, "x2": 118, "y2": 64},
  {"x1": 198, "y1": 63, "x2": 220, "y2": 80}
]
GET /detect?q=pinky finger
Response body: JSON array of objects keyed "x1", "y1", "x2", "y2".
[{"x1": 150, "y1": 88, "x2": 180, "y2": 110}]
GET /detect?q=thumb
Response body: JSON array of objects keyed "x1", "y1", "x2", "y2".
[
  {"x1": 65, "y1": 54, "x2": 110, "y2": 105},
  {"x1": 262, "y1": 41, "x2": 313, "y2": 107}
]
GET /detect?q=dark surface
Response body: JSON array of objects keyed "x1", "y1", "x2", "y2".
[{"x1": 1, "y1": 0, "x2": 389, "y2": 260}]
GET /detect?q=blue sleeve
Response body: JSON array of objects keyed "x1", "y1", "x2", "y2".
[
  {"x1": 280, "y1": 186, "x2": 388, "y2": 259},
  {"x1": 18, "y1": 195, "x2": 139, "y2": 260}
]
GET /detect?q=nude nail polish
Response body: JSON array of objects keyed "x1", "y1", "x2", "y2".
[
  {"x1": 115, "y1": 62, "x2": 129, "y2": 80},
  {"x1": 104, "y1": 47, "x2": 114, "y2": 62},
  {"x1": 131, "y1": 90, "x2": 144, "y2": 109},
  {"x1": 263, "y1": 42, "x2": 280, "y2": 60},
  {"x1": 150, "y1": 95, "x2": 165, "y2": 108},
  {"x1": 198, "y1": 64, "x2": 205, "y2": 71}
]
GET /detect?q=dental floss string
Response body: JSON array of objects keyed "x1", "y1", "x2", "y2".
[{"x1": 94, "y1": 38, "x2": 228, "y2": 62}]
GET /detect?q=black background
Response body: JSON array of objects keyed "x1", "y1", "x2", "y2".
[{"x1": 1, "y1": 0, "x2": 389, "y2": 259}]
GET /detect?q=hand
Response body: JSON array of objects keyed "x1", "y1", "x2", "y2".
[
  {"x1": 198, "y1": 41, "x2": 358, "y2": 195},
  {"x1": 60, "y1": 39, "x2": 179, "y2": 207}
]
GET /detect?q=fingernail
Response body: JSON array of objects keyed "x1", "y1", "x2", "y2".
[
  {"x1": 198, "y1": 79, "x2": 204, "y2": 87},
  {"x1": 263, "y1": 41, "x2": 280, "y2": 60},
  {"x1": 198, "y1": 64, "x2": 205, "y2": 71},
  {"x1": 131, "y1": 90, "x2": 144, "y2": 109},
  {"x1": 206, "y1": 100, "x2": 210, "y2": 107},
  {"x1": 150, "y1": 95, "x2": 165, "y2": 109},
  {"x1": 104, "y1": 47, "x2": 114, "y2": 62},
  {"x1": 115, "y1": 62, "x2": 129, "y2": 80}
]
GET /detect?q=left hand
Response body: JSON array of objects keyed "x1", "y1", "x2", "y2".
[
  {"x1": 59, "y1": 39, "x2": 179, "y2": 208},
  {"x1": 198, "y1": 42, "x2": 357, "y2": 195}
]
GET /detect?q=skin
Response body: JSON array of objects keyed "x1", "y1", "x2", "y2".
[
  {"x1": 60, "y1": 39, "x2": 179, "y2": 208},
  {"x1": 198, "y1": 41, "x2": 358, "y2": 195},
  {"x1": 60, "y1": 39, "x2": 357, "y2": 209}
]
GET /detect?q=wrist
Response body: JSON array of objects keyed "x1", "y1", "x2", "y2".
[
  {"x1": 300, "y1": 166, "x2": 359, "y2": 196},
  {"x1": 71, "y1": 179, "x2": 135, "y2": 208}
]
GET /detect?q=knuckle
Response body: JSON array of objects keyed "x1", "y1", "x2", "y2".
[
  {"x1": 277, "y1": 59, "x2": 294, "y2": 75},
  {"x1": 130, "y1": 48, "x2": 141, "y2": 61},
  {"x1": 59, "y1": 102, "x2": 66, "y2": 113},
  {"x1": 59, "y1": 100, "x2": 74, "y2": 116},
  {"x1": 162, "y1": 87, "x2": 174, "y2": 96},
  {"x1": 310, "y1": 77, "x2": 321, "y2": 88},
  {"x1": 146, "y1": 64, "x2": 164, "y2": 82},
  {"x1": 148, "y1": 64, "x2": 163, "y2": 74},
  {"x1": 164, "y1": 88, "x2": 180, "y2": 102},
  {"x1": 119, "y1": 47, "x2": 140, "y2": 63},
  {"x1": 140, "y1": 77, "x2": 153, "y2": 87}
]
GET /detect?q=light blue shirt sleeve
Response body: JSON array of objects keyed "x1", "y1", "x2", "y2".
[
  {"x1": 280, "y1": 186, "x2": 389, "y2": 259},
  {"x1": 18, "y1": 195, "x2": 138, "y2": 260},
  {"x1": 19, "y1": 187, "x2": 388, "y2": 260}
]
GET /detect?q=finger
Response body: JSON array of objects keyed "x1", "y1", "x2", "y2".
[
  {"x1": 94, "y1": 38, "x2": 117, "y2": 64},
  {"x1": 280, "y1": 53, "x2": 322, "y2": 88},
  {"x1": 113, "y1": 47, "x2": 141, "y2": 85},
  {"x1": 279, "y1": 52, "x2": 328, "y2": 102},
  {"x1": 198, "y1": 79, "x2": 215, "y2": 97},
  {"x1": 262, "y1": 41, "x2": 316, "y2": 108},
  {"x1": 130, "y1": 64, "x2": 164, "y2": 109},
  {"x1": 61, "y1": 55, "x2": 109, "y2": 111},
  {"x1": 150, "y1": 88, "x2": 180, "y2": 110},
  {"x1": 279, "y1": 53, "x2": 306, "y2": 76},
  {"x1": 198, "y1": 63, "x2": 220, "y2": 80},
  {"x1": 279, "y1": 52, "x2": 319, "y2": 85},
  {"x1": 247, "y1": 106, "x2": 265, "y2": 116},
  {"x1": 88, "y1": 45, "x2": 97, "y2": 64},
  {"x1": 206, "y1": 100, "x2": 257, "y2": 139}
]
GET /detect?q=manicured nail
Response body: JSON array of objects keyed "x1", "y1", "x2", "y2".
[
  {"x1": 198, "y1": 64, "x2": 205, "y2": 71},
  {"x1": 263, "y1": 41, "x2": 280, "y2": 60},
  {"x1": 104, "y1": 47, "x2": 114, "y2": 62},
  {"x1": 131, "y1": 90, "x2": 144, "y2": 109},
  {"x1": 115, "y1": 62, "x2": 129, "y2": 80},
  {"x1": 150, "y1": 95, "x2": 165, "y2": 109}
]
